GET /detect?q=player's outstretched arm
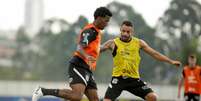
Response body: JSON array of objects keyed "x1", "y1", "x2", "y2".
[
  {"x1": 140, "y1": 39, "x2": 181, "y2": 67},
  {"x1": 100, "y1": 39, "x2": 114, "y2": 53},
  {"x1": 177, "y1": 77, "x2": 184, "y2": 99}
]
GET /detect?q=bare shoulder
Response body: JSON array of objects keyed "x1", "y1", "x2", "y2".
[
  {"x1": 139, "y1": 39, "x2": 148, "y2": 48},
  {"x1": 139, "y1": 39, "x2": 147, "y2": 44}
]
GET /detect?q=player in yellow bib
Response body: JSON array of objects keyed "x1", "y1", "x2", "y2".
[{"x1": 100, "y1": 20, "x2": 181, "y2": 101}]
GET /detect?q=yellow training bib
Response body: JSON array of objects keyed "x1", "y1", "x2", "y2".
[{"x1": 112, "y1": 37, "x2": 141, "y2": 78}]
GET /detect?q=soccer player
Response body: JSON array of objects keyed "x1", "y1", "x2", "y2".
[
  {"x1": 32, "y1": 7, "x2": 112, "y2": 101},
  {"x1": 178, "y1": 54, "x2": 201, "y2": 101},
  {"x1": 100, "y1": 20, "x2": 181, "y2": 101}
]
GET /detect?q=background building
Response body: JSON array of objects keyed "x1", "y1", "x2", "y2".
[{"x1": 24, "y1": 0, "x2": 44, "y2": 37}]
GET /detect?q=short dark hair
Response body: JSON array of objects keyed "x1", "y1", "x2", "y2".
[
  {"x1": 121, "y1": 20, "x2": 133, "y2": 27},
  {"x1": 94, "y1": 7, "x2": 112, "y2": 19},
  {"x1": 189, "y1": 54, "x2": 196, "y2": 59}
]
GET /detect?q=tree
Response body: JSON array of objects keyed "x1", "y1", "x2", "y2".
[
  {"x1": 31, "y1": 17, "x2": 88, "y2": 81},
  {"x1": 155, "y1": 0, "x2": 201, "y2": 84},
  {"x1": 12, "y1": 26, "x2": 31, "y2": 80}
]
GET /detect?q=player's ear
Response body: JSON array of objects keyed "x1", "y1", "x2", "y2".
[
  {"x1": 131, "y1": 28, "x2": 134, "y2": 33},
  {"x1": 120, "y1": 27, "x2": 122, "y2": 32}
]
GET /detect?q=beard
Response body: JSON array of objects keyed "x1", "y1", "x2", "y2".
[{"x1": 121, "y1": 35, "x2": 131, "y2": 42}]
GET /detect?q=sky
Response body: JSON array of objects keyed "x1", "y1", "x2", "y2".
[{"x1": 0, "y1": 0, "x2": 201, "y2": 30}]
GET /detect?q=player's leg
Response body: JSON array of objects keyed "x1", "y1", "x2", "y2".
[
  {"x1": 184, "y1": 93, "x2": 192, "y2": 101},
  {"x1": 58, "y1": 83, "x2": 86, "y2": 100},
  {"x1": 32, "y1": 63, "x2": 87, "y2": 101},
  {"x1": 104, "y1": 85, "x2": 122, "y2": 101},
  {"x1": 126, "y1": 79, "x2": 157, "y2": 101},
  {"x1": 184, "y1": 93, "x2": 200, "y2": 101},
  {"x1": 32, "y1": 83, "x2": 86, "y2": 101},
  {"x1": 104, "y1": 77, "x2": 124, "y2": 101},
  {"x1": 192, "y1": 93, "x2": 200, "y2": 101},
  {"x1": 85, "y1": 89, "x2": 99, "y2": 101},
  {"x1": 84, "y1": 74, "x2": 99, "y2": 101},
  {"x1": 144, "y1": 92, "x2": 157, "y2": 101},
  {"x1": 184, "y1": 94, "x2": 188, "y2": 101}
]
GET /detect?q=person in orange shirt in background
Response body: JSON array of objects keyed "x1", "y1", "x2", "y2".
[{"x1": 178, "y1": 54, "x2": 201, "y2": 101}]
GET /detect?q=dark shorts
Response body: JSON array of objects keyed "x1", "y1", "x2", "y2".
[
  {"x1": 104, "y1": 76, "x2": 153, "y2": 100},
  {"x1": 184, "y1": 93, "x2": 200, "y2": 101},
  {"x1": 68, "y1": 63, "x2": 97, "y2": 89}
]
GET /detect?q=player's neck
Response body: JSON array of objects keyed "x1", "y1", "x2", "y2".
[
  {"x1": 120, "y1": 37, "x2": 132, "y2": 43},
  {"x1": 93, "y1": 21, "x2": 100, "y2": 30},
  {"x1": 189, "y1": 64, "x2": 196, "y2": 68}
]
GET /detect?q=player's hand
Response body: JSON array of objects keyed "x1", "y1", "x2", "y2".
[
  {"x1": 86, "y1": 55, "x2": 96, "y2": 62},
  {"x1": 177, "y1": 94, "x2": 180, "y2": 99},
  {"x1": 171, "y1": 60, "x2": 181, "y2": 67},
  {"x1": 86, "y1": 55, "x2": 96, "y2": 70},
  {"x1": 176, "y1": 94, "x2": 182, "y2": 101}
]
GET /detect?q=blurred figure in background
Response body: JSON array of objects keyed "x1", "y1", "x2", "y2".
[
  {"x1": 100, "y1": 20, "x2": 181, "y2": 101},
  {"x1": 32, "y1": 7, "x2": 112, "y2": 101},
  {"x1": 178, "y1": 54, "x2": 201, "y2": 101}
]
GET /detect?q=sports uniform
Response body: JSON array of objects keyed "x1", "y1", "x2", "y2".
[
  {"x1": 104, "y1": 37, "x2": 153, "y2": 100},
  {"x1": 69, "y1": 23, "x2": 101, "y2": 89},
  {"x1": 182, "y1": 66, "x2": 201, "y2": 101}
]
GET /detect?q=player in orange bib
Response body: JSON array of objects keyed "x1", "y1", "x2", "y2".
[
  {"x1": 32, "y1": 7, "x2": 112, "y2": 101},
  {"x1": 178, "y1": 54, "x2": 201, "y2": 101}
]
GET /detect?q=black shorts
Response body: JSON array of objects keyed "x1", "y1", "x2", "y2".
[
  {"x1": 104, "y1": 76, "x2": 153, "y2": 100},
  {"x1": 68, "y1": 63, "x2": 97, "y2": 89},
  {"x1": 184, "y1": 93, "x2": 200, "y2": 101}
]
